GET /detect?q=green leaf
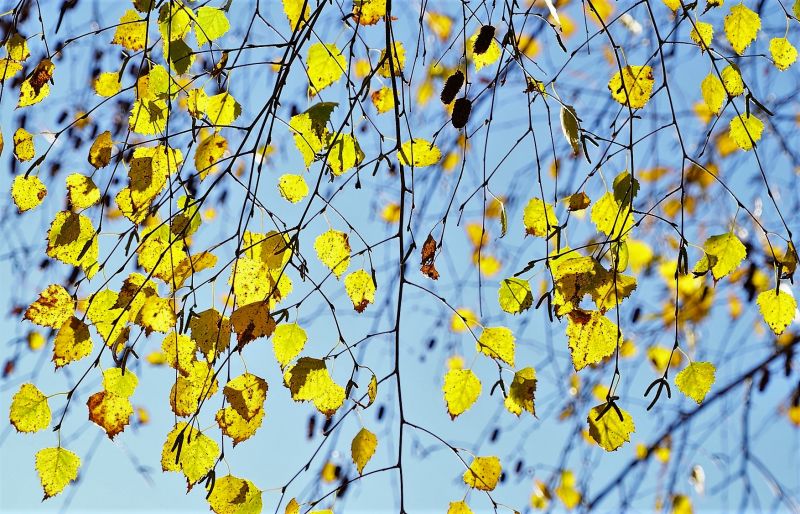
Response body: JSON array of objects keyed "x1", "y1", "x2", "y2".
[{"x1": 194, "y1": 7, "x2": 230, "y2": 46}]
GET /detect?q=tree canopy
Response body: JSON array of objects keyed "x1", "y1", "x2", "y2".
[{"x1": 1, "y1": 0, "x2": 799, "y2": 513}]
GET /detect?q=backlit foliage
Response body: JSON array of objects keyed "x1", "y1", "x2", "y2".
[{"x1": 1, "y1": 0, "x2": 799, "y2": 513}]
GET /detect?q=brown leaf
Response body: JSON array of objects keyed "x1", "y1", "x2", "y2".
[
  {"x1": 567, "y1": 192, "x2": 591, "y2": 211},
  {"x1": 420, "y1": 234, "x2": 440, "y2": 280}
]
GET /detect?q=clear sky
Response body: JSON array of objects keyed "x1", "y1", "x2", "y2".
[{"x1": 1, "y1": 1, "x2": 799, "y2": 513}]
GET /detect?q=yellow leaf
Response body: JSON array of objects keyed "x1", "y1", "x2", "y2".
[
  {"x1": 477, "y1": 326, "x2": 515, "y2": 367},
  {"x1": 89, "y1": 131, "x2": 113, "y2": 169},
  {"x1": 130, "y1": 98, "x2": 168, "y2": 135},
  {"x1": 53, "y1": 317, "x2": 93, "y2": 367},
  {"x1": 689, "y1": 21, "x2": 713, "y2": 50},
  {"x1": 692, "y1": 232, "x2": 746, "y2": 280},
  {"x1": 25, "y1": 284, "x2": 75, "y2": 329},
  {"x1": 135, "y1": 64, "x2": 174, "y2": 100},
  {"x1": 523, "y1": 197, "x2": 558, "y2": 237},
  {"x1": 307, "y1": 43, "x2": 346, "y2": 94},
  {"x1": 94, "y1": 72, "x2": 121, "y2": 97},
  {"x1": 442, "y1": 368, "x2": 481, "y2": 419},
  {"x1": 555, "y1": 470, "x2": 581, "y2": 509},
  {"x1": 35, "y1": 447, "x2": 81, "y2": 499},
  {"x1": 353, "y1": 0, "x2": 386, "y2": 25},
  {"x1": 13, "y1": 128, "x2": 35, "y2": 162},
  {"x1": 756, "y1": 289, "x2": 796, "y2": 335},
  {"x1": 206, "y1": 92, "x2": 241, "y2": 127},
  {"x1": 447, "y1": 501, "x2": 474, "y2": 514},
  {"x1": 370, "y1": 86, "x2": 395, "y2": 113},
  {"x1": 283, "y1": 0, "x2": 309, "y2": 30},
  {"x1": 590, "y1": 267, "x2": 637, "y2": 312},
  {"x1": 162, "y1": 331, "x2": 197, "y2": 376},
  {"x1": 426, "y1": 12, "x2": 453, "y2": 41},
  {"x1": 65, "y1": 174, "x2": 100, "y2": 210},
  {"x1": 118, "y1": 145, "x2": 179, "y2": 222},
  {"x1": 351, "y1": 427, "x2": 378, "y2": 474},
  {"x1": 591, "y1": 191, "x2": 633, "y2": 240},
  {"x1": 157, "y1": 1, "x2": 192, "y2": 42},
  {"x1": 0, "y1": 58, "x2": 23, "y2": 81},
  {"x1": 194, "y1": 6, "x2": 230, "y2": 46},
  {"x1": 231, "y1": 301, "x2": 275, "y2": 348},
  {"x1": 117, "y1": 273, "x2": 158, "y2": 320},
  {"x1": 102, "y1": 367, "x2": 138, "y2": 397},
  {"x1": 7, "y1": 33, "x2": 30, "y2": 62},
  {"x1": 675, "y1": 361, "x2": 716, "y2": 404},
  {"x1": 367, "y1": 374, "x2": 378, "y2": 407},
  {"x1": 315, "y1": 229, "x2": 351, "y2": 278},
  {"x1": 86, "y1": 289, "x2": 130, "y2": 345},
  {"x1": 271, "y1": 322, "x2": 307, "y2": 369},
  {"x1": 504, "y1": 367, "x2": 537, "y2": 416},
  {"x1": 721, "y1": 64, "x2": 744, "y2": 96},
  {"x1": 207, "y1": 475, "x2": 263, "y2": 514},
  {"x1": 769, "y1": 37, "x2": 797, "y2": 71},
  {"x1": 397, "y1": 138, "x2": 441, "y2": 167},
  {"x1": 530, "y1": 480, "x2": 551, "y2": 509},
  {"x1": 285, "y1": 498, "x2": 301, "y2": 514},
  {"x1": 700, "y1": 73, "x2": 725, "y2": 115},
  {"x1": 87, "y1": 391, "x2": 133, "y2": 439},
  {"x1": 608, "y1": 65, "x2": 654, "y2": 109},
  {"x1": 27, "y1": 330, "x2": 45, "y2": 351},
  {"x1": 724, "y1": 4, "x2": 760, "y2": 55},
  {"x1": 321, "y1": 461, "x2": 337, "y2": 482},
  {"x1": 18, "y1": 59, "x2": 55, "y2": 108},
  {"x1": 284, "y1": 357, "x2": 346, "y2": 417},
  {"x1": 137, "y1": 295, "x2": 177, "y2": 334},
  {"x1": 587, "y1": 403, "x2": 635, "y2": 451},
  {"x1": 187, "y1": 88, "x2": 208, "y2": 118},
  {"x1": 216, "y1": 406, "x2": 265, "y2": 445},
  {"x1": 728, "y1": 113, "x2": 763, "y2": 151},
  {"x1": 278, "y1": 174, "x2": 309, "y2": 203},
  {"x1": 290, "y1": 102, "x2": 337, "y2": 167},
  {"x1": 189, "y1": 308, "x2": 231, "y2": 361},
  {"x1": 11, "y1": 174, "x2": 47, "y2": 212},
  {"x1": 161, "y1": 422, "x2": 220, "y2": 488},
  {"x1": 378, "y1": 42, "x2": 405, "y2": 77},
  {"x1": 344, "y1": 269, "x2": 376, "y2": 312},
  {"x1": 565, "y1": 310, "x2": 618, "y2": 371},
  {"x1": 224, "y1": 373, "x2": 268, "y2": 421},
  {"x1": 462, "y1": 455, "x2": 501, "y2": 491},
  {"x1": 10, "y1": 383, "x2": 50, "y2": 433},
  {"x1": 450, "y1": 307, "x2": 479, "y2": 333},
  {"x1": 169, "y1": 360, "x2": 218, "y2": 416},
  {"x1": 671, "y1": 494, "x2": 693, "y2": 514},
  {"x1": 327, "y1": 133, "x2": 364, "y2": 176},
  {"x1": 112, "y1": 9, "x2": 148, "y2": 51},
  {"x1": 195, "y1": 133, "x2": 228, "y2": 179}
]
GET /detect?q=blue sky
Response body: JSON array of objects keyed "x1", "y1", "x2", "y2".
[{"x1": 1, "y1": 0, "x2": 799, "y2": 513}]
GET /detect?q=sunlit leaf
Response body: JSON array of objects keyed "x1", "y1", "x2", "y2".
[
  {"x1": 675, "y1": 361, "x2": 716, "y2": 404},
  {"x1": 11, "y1": 175, "x2": 47, "y2": 213},
  {"x1": 608, "y1": 65, "x2": 654, "y2": 109},
  {"x1": 587, "y1": 403, "x2": 635, "y2": 451},
  {"x1": 351, "y1": 427, "x2": 378, "y2": 474},
  {"x1": 756, "y1": 289, "x2": 796, "y2": 335},
  {"x1": 724, "y1": 4, "x2": 760, "y2": 55},
  {"x1": 443, "y1": 368, "x2": 481, "y2": 419},
  {"x1": 35, "y1": 447, "x2": 80, "y2": 499},
  {"x1": 9, "y1": 383, "x2": 50, "y2": 433},
  {"x1": 462, "y1": 455, "x2": 501, "y2": 491}
]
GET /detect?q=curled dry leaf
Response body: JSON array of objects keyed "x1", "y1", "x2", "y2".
[{"x1": 420, "y1": 234, "x2": 440, "y2": 280}]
